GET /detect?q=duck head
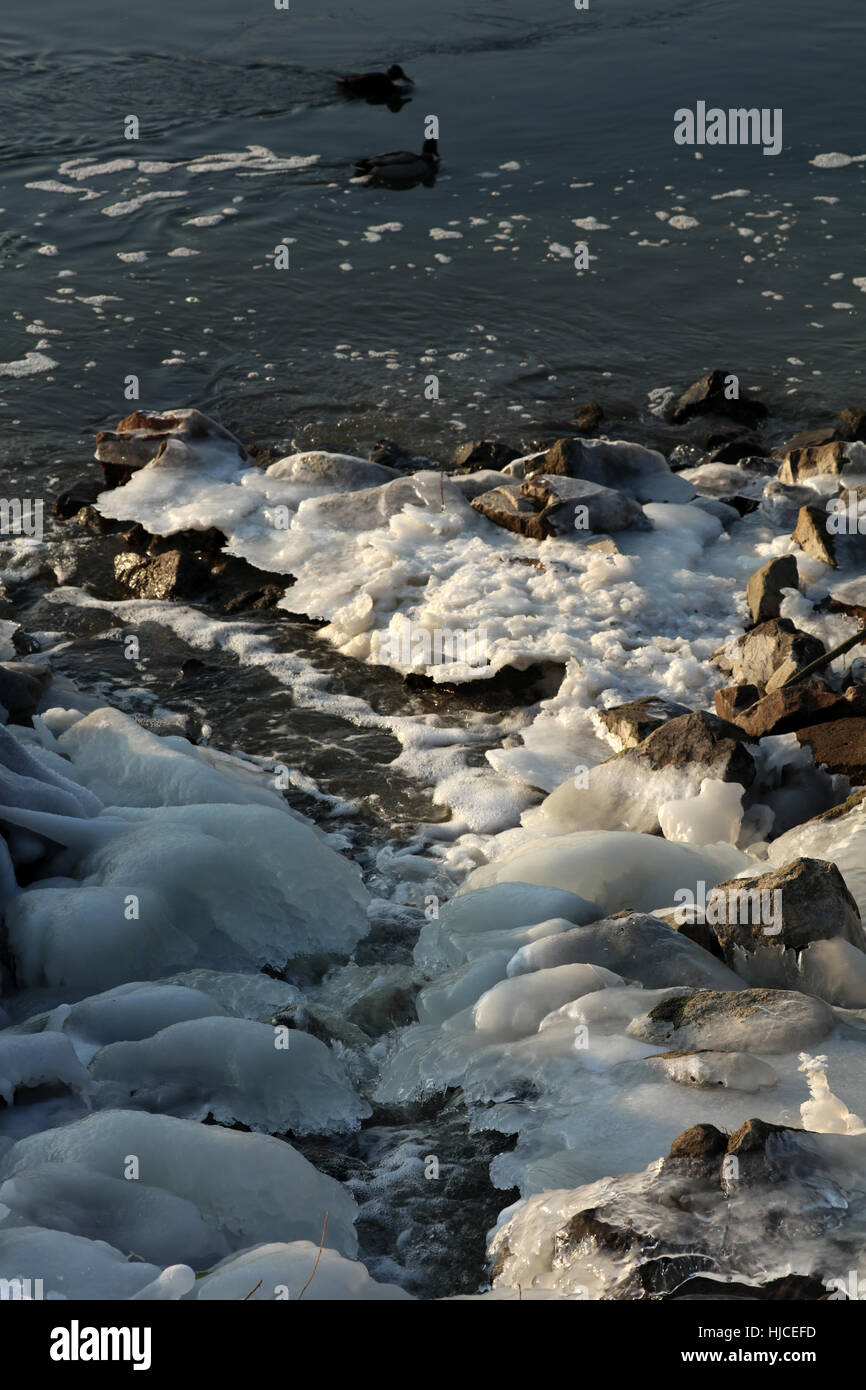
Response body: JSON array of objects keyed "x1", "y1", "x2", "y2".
[{"x1": 386, "y1": 64, "x2": 412, "y2": 84}]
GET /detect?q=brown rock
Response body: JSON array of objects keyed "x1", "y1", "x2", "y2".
[
  {"x1": 595, "y1": 696, "x2": 691, "y2": 750},
  {"x1": 573, "y1": 402, "x2": 604, "y2": 432},
  {"x1": 470, "y1": 486, "x2": 551, "y2": 539},
  {"x1": 452, "y1": 440, "x2": 520, "y2": 473},
  {"x1": 709, "y1": 857, "x2": 864, "y2": 962},
  {"x1": 714, "y1": 684, "x2": 761, "y2": 721},
  {"x1": 796, "y1": 717, "x2": 866, "y2": 781},
  {"x1": 638, "y1": 710, "x2": 755, "y2": 784},
  {"x1": 779, "y1": 439, "x2": 850, "y2": 484},
  {"x1": 670, "y1": 370, "x2": 768, "y2": 426},
  {"x1": 0, "y1": 661, "x2": 53, "y2": 723},
  {"x1": 792, "y1": 503, "x2": 837, "y2": 567},
  {"x1": 746, "y1": 554, "x2": 799, "y2": 624},
  {"x1": 114, "y1": 550, "x2": 208, "y2": 601},
  {"x1": 728, "y1": 680, "x2": 865, "y2": 738},
  {"x1": 667, "y1": 1123, "x2": 727, "y2": 1159},
  {"x1": 711, "y1": 618, "x2": 825, "y2": 688}
]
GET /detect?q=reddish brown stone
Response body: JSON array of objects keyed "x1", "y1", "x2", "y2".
[
  {"x1": 730, "y1": 681, "x2": 866, "y2": 739},
  {"x1": 796, "y1": 717, "x2": 866, "y2": 781}
]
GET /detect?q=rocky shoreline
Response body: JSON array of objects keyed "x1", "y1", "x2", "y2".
[{"x1": 0, "y1": 381, "x2": 865, "y2": 1299}]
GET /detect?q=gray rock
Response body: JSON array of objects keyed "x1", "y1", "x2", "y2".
[
  {"x1": 630, "y1": 987, "x2": 834, "y2": 1052},
  {"x1": 452, "y1": 440, "x2": 521, "y2": 473},
  {"x1": 519, "y1": 474, "x2": 651, "y2": 535},
  {"x1": 526, "y1": 437, "x2": 695, "y2": 504},
  {"x1": 594, "y1": 696, "x2": 691, "y2": 751},
  {"x1": 0, "y1": 662, "x2": 53, "y2": 723},
  {"x1": 470, "y1": 486, "x2": 550, "y2": 539},
  {"x1": 746, "y1": 554, "x2": 799, "y2": 624},
  {"x1": 670, "y1": 371, "x2": 768, "y2": 426}
]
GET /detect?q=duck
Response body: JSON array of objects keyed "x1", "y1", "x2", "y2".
[
  {"x1": 354, "y1": 139, "x2": 440, "y2": 187},
  {"x1": 337, "y1": 64, "x2": 413, "y2": 105}
]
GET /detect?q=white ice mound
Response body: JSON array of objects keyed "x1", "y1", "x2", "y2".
[
  {"x1": 0, "y1": 1224, "x2": 163, "y2": 1300},
  {"x1": 1, "y1": 801, "x2": 371, "y2": 980},
  {"x1": 658, "y1": 778, "x2": 745, "y2": 845},
  {"x1": 474, "y1": 963, "x2": 625, "y2": 1042},
  {"x1": 0, "y1": 1031, "x2": 92, "y2": 1105},
  {"x1": 0, "y1": 1110, "x2": 358, "y2": 1258},
  {"x1": 194, "y1": 1241, "x2": 414, "y2": 1300},
  {"x1": 89, "y1": 1017, "x2": 370, "y2": 1134},
  {"x1": 55, "y1": 707, "x2": 289, "y2": 810},
  {"x1": 799, "y1": 1053, "x2": 866, "y2": 1134},
  {"x1": 414, "y1": 881, "x2": 602, "y2": 973},
  {"x1": 457, "y1": 831, "x2": 752, "y2": 914},
  {"x1": 0, "y1": 1162, "x2": 231, "y2": 1269}
]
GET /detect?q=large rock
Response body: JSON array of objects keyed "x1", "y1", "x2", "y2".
[
  {"x1": 96, "y1": 408, "x2": 249, "y2": 487},
  {"x1": 630, "y1": 987, "x2": 834, "y2": 1053},
  {"x1": 724, "y1": 680, "x2": 866, "y2": 739},
  {"x1": 114, "y1": 550, "x2": 208, "y2": 601},
  {"x1": 638, "y1": 711, "x2": 754, "y2": 784},
  {"x1": 746, "y1": 554, "x2": 798, "y2": 624},
  {"x1": 265, "y1": 451, "x2": 398, "y2": 490},
  {"x1": 706, "y1": 857, "x2": 864, "y2": 965},
  {"x1": 670, "y1": 371, "x2": 768, "y2": 427},
  {"x1": 779, "y1": 439, "x2": 866, "y2": 484},
  {"x1": 518, "y1": 474, "x2": 651, "y2": 535},
  {"x1": 0, "y1": 661, "x2": 53, "y2": 723},
  {"x1": 470, "y1": 486, "x2": 550, "y2": 540},
  {"x1": 525, "y1": 437, "x2": 694, "y2": 503},
  {"x1": 593, "y1": 697, "x2": 691, "y2": 751},
  {"x1": 796, "y1": 717, "x2": 866, "y2": 782},
  {"x1": 792, "y1": 503, "x2": 837, "y2": 567},
  {"x1": 452, "y1": 440, "x2": 521, "y2": 473},
  {"x1": 711, "y1": 618, "x2": 825, "y2": 689}
]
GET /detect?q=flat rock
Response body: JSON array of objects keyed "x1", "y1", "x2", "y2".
[
  {"x1": 746, "y1": 554, "x2": 798, "y2": 624},
  {"x1": 630, "y1": 987, "x2": 834, "y2": 1052},
  {"x1": 519, "y1": 474, "x2": 651, "y2": 535},
  {"x1": 796, "y1": 717, "x2": 866, "y2": 782},
  {"x1": 593, "y1": 696, "x2": 691, "y2": 751},
  {"x1": 471, "y1": 486, "x2": 550, "y2": 540}
]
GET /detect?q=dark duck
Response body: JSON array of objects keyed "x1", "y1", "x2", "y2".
[
  {"x1": 337, "y1": 64, "x2": 413, "y2": 108},
  {"x1": 354, "y1": 139, "x2": 439, "y2": 187}
]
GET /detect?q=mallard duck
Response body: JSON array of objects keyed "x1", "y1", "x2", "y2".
[
  {"x1": 337, "y1": 64, "x2": 413, "y2": 104},
  {"x1": 354, "y1": 139, "x2": 439, "y2": 186}
]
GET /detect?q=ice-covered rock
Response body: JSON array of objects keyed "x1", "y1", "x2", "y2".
[{"x1": 194, "y1": 1241, "x2": 414, "y2": 1300}]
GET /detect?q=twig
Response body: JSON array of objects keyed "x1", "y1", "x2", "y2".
[
  {"x1": 241, "y1": 1279, "x2": 262, "y2": 1301},
  {"x1": 781, "y1": 625, "x2": 866, "y2": 687},
  {"x1": 297, "y1": 1210, "x2": 329, "y2": 1300}
]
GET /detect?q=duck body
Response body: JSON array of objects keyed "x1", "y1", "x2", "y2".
[
  {"x1": 354, "y1": 139, "x2": 440, "y2": 186},
  {"x1": 338, "y1": 64, "x2": 413, "y2": 104}
]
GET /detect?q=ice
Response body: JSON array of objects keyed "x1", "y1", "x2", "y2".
[
  {"x1": 89, "y1": 1017, "x2": 370, "y2": 1135},
  {"x1": 414, "y1": 881, "x2": 602, "y2": 973},
  {"x1": 474, "y1": 963, "x2": 625, "y2": 1042},
  {"x1": 799, "y1": 1053, "x2": 866, "y2": 1134},
  {"x1": 0, "y1": 1110, "x2": 358, "y2": 1257},
  {"x1": 0, "y1": 1032, "x2": 92, "y2": 1106},
  {"x1": 0, "y1": 1163, "x2": 230, "y2": 1269},
  {"x1": 457, "y1": 830, "x2": 752, "y2": 913},
  {"x1": 658, "y1": 778, "x2": 745, "y2": 845},
  {"x1": 0, "y1": 1225, "x2": 164, "y2": 1299},
  {"x1": 194, "y1": 1242, "x2": 413, "y2": 1300}
]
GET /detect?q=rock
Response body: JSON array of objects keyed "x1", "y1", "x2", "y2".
[
  {"x1": 840, "y1": 407, "x2": 866, "y2": 442},
  {"x1": 452, "y1": 470, "x2": 518, "y2": 501},
  {"x1": 667, "y1": 1122, "x2": 727, "y2": 1159},
  {"x1": 711, "y1": 617, "x2": 825, "y2": 689},
  {"x1": 725, "y1": 680, "x2": 866, "y2": 739},
  {"x1": 114, "y1": 550, "x2": 208, "y2": 601},
  {"x1": 796, "y1": 717, "x2": 866, "y2": 781},
  {"x1": 707, "y1": 857, "x2": 864, "y2": 966},
  {"x1": 265, "y1": 451, "x2": 398, "y2": 489},
  {"x1": 630, "y1": 987, "x2": 834, "y2": 1052},
  {"x1": 746, "y1": 554, "x2": 798, "y2": 624},
  {"x1": 526, "y1": 437, "x2": 694, "y2": 503},
  {"x1": 714, "y1": 684, "x2": 762, "y2": 722},
  {"x1": 760, "y1": 478, "x2": 824, "y2": 528},
  {"x1": 779, "y1": 439, "x2": 866, "y2": 484},
  {"x1": 709, "y1": 438, "x2": 767, "y2": 465},
  {"x1": 572, "y1": 402, "x2": 604, "y2": 433},
  {"x1": 54, "y1": 476, "x2": 103, "y2": 520},
  {"x1": 670, "y1": 371, "x2": 768, "y2": 426},
  {"x1": 0, "y1": 661, "x2": 52, "y2": 723},
  {"x1": 470, "y1": 486, "x2": 550, "y2": 540},
  {"x1": 593, "y1": 697, "x2": 691, "y2": 751},
  {"x1": 507, "y1": 912, "x2": 743, "y2": 991},
  {"x1": 369, "y1": 439, "x2": 437, "y2": 471},
  {"x1": 638, "y1": 711, "x2": 755, "y2": 785},
  {"x1": 649, "y1": 1050, "x2": 778, "y2": 1093},
  {"x1": 96, "y1": 408, "x2": 249, "y2": 487},
  {"x1": 792, "y1": 503, "x2": 837, "y2": 567},
  {"x1": 518, "y1": 474, "x2": 651, "y2": 535},
  {"x1": 452, "y1": 440, "x2": 521, "y2": 473}
]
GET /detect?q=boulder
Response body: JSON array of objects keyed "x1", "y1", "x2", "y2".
[
  {"x1": 779, "y1": 439, "x2": 866, "y2": 484},
  {"x1": 470, "y1": 486, "x2": 550, "y2": 540},
  {"x1": 0, "y1": 661, "x2": 52, "y2": 723},
  {"x1": 746, "y1": 554, "x2": 798, "y2": 624},
  {"x1": 525, "y1": 437, "x2": 694, "y2": 503},
  {"x1": 593, "y1": 697, "x2": 691, "y2": 751},
  {"x1": 638, "y1": 711, "x2": 755, "y2": 785},
  {"x1": 792, "y1": 503, "x2": 837, "y2": 567},
  {"x1": 796, "y1": 717, "x2": 866, "y2": 782},
  {"x1": 725, "y1": 680, "x2": 866, "y2": 739},
  {"x1": 518, "y1": 474, "x2": 651, "y2": 535},
  {"x1": 452, "y1": 440, "x2": 521, "y2": 473},
  {"x1": 670, "y1": 371, "x2": 768, "y2": 426},
  {"x1": 572, "y1": 402, "x2": 605, "y2": 433},
  {"x1": 96, "y1": 408, "x2": 249, "y2": 487},
  {"x1": 706, "y1": 857, "x2": 864, "y2": 965},
  {"x1": 114, "y1": 550, "x2": 209, "y2": 601},
  {"x1": 714, "y1": 684, "x2": 762, "y2": 722},
  {"x1": 630, "y1": 987, "x2": 834, "y2": 1052},
  {"x1": 711, "y1": 618, "x2": 825, "y2": 689}
]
